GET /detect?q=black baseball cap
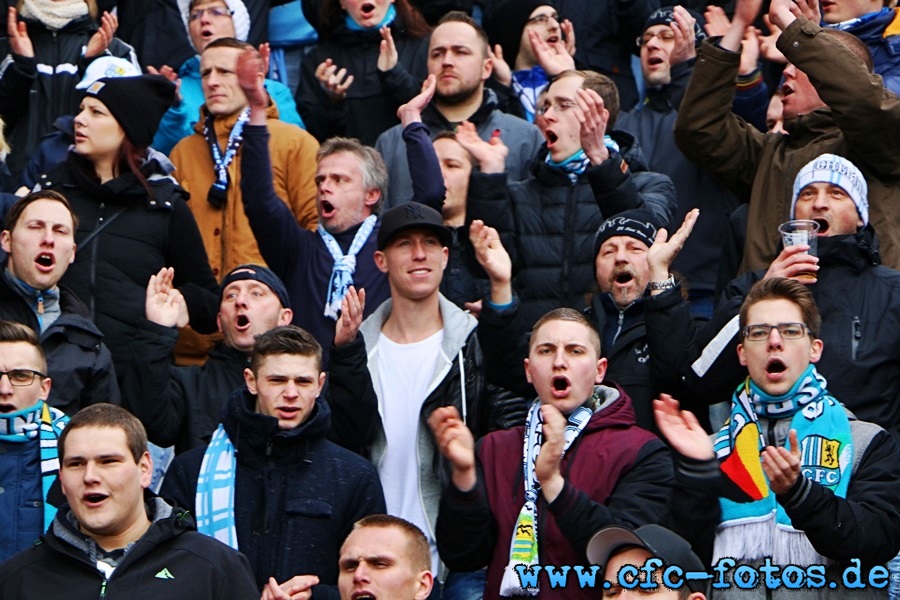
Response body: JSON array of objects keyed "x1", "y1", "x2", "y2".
[
  {"x1": 586, "y1": 524, "x2": 708, "y2": 594},
  {"x1": 377, "y1": 202, "x2": 451, "y2": 250}
]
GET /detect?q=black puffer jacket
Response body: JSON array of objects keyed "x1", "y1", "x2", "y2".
[
  {"x1": 121, "y1": 319, "x2": 248, "y2": 453},
  {"x1": 42, "y1": 152, "x2": 220, "y2": 376},
  {"x1": 161, "y1": 390, "x2": 386, "y2": 598},
  {"x1": 0, "y1": 14, "x2": 137, "y2": 178},
  {"x1": 0, "y1": 496, "x2": 259, "y2": 600},
  {"x1": 0, "y1": 275, "x2": 119, "y2": 415},
  {"x1": 299, "y1": 20, "x2": 429, "y2": 145},
  {"x1": 468, "y1": 131, "x2": 676, "y2": 331},
  {"x1": 687, "y1": 227, "x2": 900, "y2": 444}
]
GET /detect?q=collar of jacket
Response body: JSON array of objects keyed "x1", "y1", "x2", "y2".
[
  {"x1": 221, "y1": 387, "x2": 332, "y2": 465},
  {"x1": 783, "y1": 108, "x2": 837, "y2": 145},
  {"x1": 817, "y1": 225, "x2": 881, "y2": 270},
  {"x1": 194, "y1": 101, "x2": 280, "y2": 137},
  {"x1": 422, "y1": 88, "x2": 500, "y2": 131}
]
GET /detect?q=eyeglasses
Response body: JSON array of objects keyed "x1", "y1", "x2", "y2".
[
  {"x1": 636, "y1": 30, "x2": 676, "y2": 47},
  {"x1": 526, "y1": 12, "x2": 559, "y2": 26},
  {"x1": 188, "y1": 6, "x2": 234, "y2": 21},
  {"x1": 742, "y1": 323, "x2": 809, "y2": 342},
  {"x1": 0, "y1": 369, "x2": 48, "y2": 387},
  {"x1": 536, "y1": 99, "x2": 578, "y2": 115}
]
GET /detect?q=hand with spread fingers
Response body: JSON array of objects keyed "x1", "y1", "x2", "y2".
[
  {"x1": 334, "y1": 286, "x2": 366, "y2": 348},
  {"x1": 86, "y1": 11, "x2": 118, "y2": 59},
  {"x1": 454, "y1": 121, "x2": 508, "y2": 174},
  {"x1": 529, "y1": 28, "x2": 575, "y2": 77},
  {"x1": 315, "y1": 58, "x2": 355, "y2": 102},
  {"x1": 668, "y1": 5, "x2": 698, "y2": 66},
  {"x1": 647, "y1": 208, "x2": 699, "y2": 286},
  {"x1": 653, "y1": 394, "x2": 714, "y2": 460}
]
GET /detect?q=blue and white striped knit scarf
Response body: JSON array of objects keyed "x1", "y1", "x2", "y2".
[{"x1": 0, "y1": 400, "x2": 67, "y2": 527}]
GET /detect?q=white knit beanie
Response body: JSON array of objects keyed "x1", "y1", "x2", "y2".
[
  {"x1": 791, "y1": 153, "x2": 868, "y2": 226},
  {"x1": 178, "y1": 0, "x2": 251, "y2": 50}
]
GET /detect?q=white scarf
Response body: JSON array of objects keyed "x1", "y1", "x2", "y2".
[{"x1": 19, "y1": 0, "x2": 89, "y2": 31}]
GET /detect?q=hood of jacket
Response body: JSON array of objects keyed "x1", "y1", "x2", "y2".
[
  {"x1": 44, "y1": 494, "x2": 191, "y2": 567},
  {"x1": 359, "y1": 293, "x2": 478, "y2": 360},
  {"x1": 61, "y1": 151, "x2": 187, "y2": 208},
  {"x1": 222, "y1": 387, "x2": 332, "y2": 465},
  {"x1": 580, "y1": 382, "x2": 641, "y2": 431}
]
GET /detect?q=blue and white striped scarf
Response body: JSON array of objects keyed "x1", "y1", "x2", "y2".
[
  {"x1": 195, "y1": 424, "x2": 237, "y2": 549},
  {"x1": 319, "y1": 214, "x2": 378, "y2": 319},
  {"x1": 0, "y1": 400, "x2": 67, "y2": 528}
]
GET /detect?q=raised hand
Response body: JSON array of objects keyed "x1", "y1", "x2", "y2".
[
  {"x1": 7, "y1": 8, "x2": 33, "y2": 58},
  {"x1": 575, "y1": 87, "x2": 610, "y2": 165},
  {"x1": 454, "y1": 121, "x2": 508, "y2": 174},
  {"x1": 529, "y1": 28, "x2": 575, "y2": 77},
  {"x1": 86, "y1": 11, "x2": 118, "y2": 59},
  {"x1": 668, "y1": 6, "x2": 698, "y2": 66},
  {"x1": 647, "y1": 208, "x2": 699, "y2": 283},
  {"x1": 145, "y1": 267, "x2": 188, "y2": 328},
  {"x1": 761, "y1": 429, "x2": 801, "y2": 494},
  {"x1": 488, "y1": 44, "x2": 512, "y2": 87},
  {"x1": 703, "y1": 5, "x2": 731, "y2": 37},
  {"x1": 147, "y1": 65, "x2": 183, "y2": 104},
  {"x1": 315, "y1": 58, "x2": 354, "y2": 102},
  {"x1": 428, "y1": 406, "x2": 477, "y2": 491},
  {"x1": 561, "y1": 19, "x2": 577, "y2": 57},
  {"x1": 653, "y1": 394, "x2": 714, "y2": 460},
  {"x1": 334, "y1": 286, "x2": 366, "y2": 347},
  {"x1": 397, "y1": 74, "x2": 436, "y2": 127},
  {"x1": 377, "y1": 26, "x2": 398, "y2": 72},
  {"x1": 236, "y1": 47, "x2": 268, "y2": 116},
  {"x1": 469, "y1": 220, "x2": 512, "y2": 306},
  {"x1": 758, "y1": 16, "x2": 787, "y2": 64}
]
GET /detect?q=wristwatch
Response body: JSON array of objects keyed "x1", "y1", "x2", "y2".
[{"x1": 648, "y1": 274, "x2": 676, "y2": 291}]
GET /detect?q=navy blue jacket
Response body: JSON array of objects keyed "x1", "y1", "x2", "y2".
[{"x1": 161, "y1": 389, "x2": 385, "y2": 598}]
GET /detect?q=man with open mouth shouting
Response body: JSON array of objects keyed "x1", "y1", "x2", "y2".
[
  {"x1": 122, "y1": 264, "x2": 292, "y2": 454},
  {"x1": 686, "y1": 153, "x2": 900, "y2": 449},
  {"x1": 655, "y1": 278, "x2": 900, "y2": 597},
  {"x1": 0, "y1": 191, "x2": 119, "y2": 415},
  {"x1": 161, "y1": 326, "x2": 385, "y2": 598},
  {"x1": 430, "y1": 296, "x2": 673, "y2": 599}
]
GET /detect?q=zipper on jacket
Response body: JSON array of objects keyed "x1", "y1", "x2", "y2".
[
  {"x1": 851, "y1": 316, "x2": 861, "y2": 361},
  {"x1": 612, "y1": 310, "x2": 625, "y2": 347},
  {"x1": 89, "y1": 202, "x2": 106, "y2": 318},
  {"x1": 98, "y1": 579, "x2": 107, "y2": 600},
  {"x1": 561, "y1": 187, "x2": 576, "y2": 298}
]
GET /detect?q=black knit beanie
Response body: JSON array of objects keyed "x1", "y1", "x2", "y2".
[
  {"x1": 593, "y1": 209, "x2": 661, "y2": 257},
  {"x1": 485, "y1": 0, "x2": 555, "y2": 65},
  {"x1": 82, "y1": 75, "x2": 176, "y2": 148}
]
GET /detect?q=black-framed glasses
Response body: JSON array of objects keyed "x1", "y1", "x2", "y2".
[
  {"x1": 636, "y1": 30, "x2": 676, "y2": 47},
  {"x1": 742, "y1": 323, "x2": 808, "y2": 342},
  {"x1": 188, "y1": 6, "x2": 234, "y2": 21},
  {"x1": 526, "y1": 12, "x2": 560, "y2": 26},
  {"x1": 0, "y1": 369, "x2": 47, "y2": 387}
]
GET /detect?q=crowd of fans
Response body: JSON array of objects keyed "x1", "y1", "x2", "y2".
[{"x1": 1, "y1": 0, "x2": 900, "y2": 598}]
